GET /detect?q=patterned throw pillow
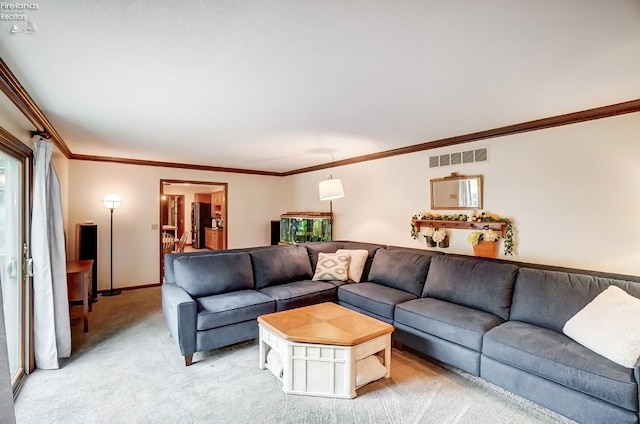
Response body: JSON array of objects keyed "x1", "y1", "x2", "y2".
[{"x1": 312, "y1": 252, "x2": 350, "y2": 281}]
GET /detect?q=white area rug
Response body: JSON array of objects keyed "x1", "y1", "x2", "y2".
[{"x1": 15, "y1": 287, "x2": 574, "y2": 423}]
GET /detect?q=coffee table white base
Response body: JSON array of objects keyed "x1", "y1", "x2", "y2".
[{"x1": 259, "y1": 324, "x2": 391, "y2": 399}]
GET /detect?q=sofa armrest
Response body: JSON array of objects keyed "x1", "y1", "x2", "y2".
[{"x1": 161, "y1": 282, "x2": 197, "y2": 357}]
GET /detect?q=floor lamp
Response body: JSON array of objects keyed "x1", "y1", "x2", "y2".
[{"x1": 102, "y1": 194, "x2": 122, "y2": 297}]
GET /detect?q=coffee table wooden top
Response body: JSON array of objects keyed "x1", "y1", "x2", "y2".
[{"x1": 258, "y1": 302, "x2": 394, "y2": 346}]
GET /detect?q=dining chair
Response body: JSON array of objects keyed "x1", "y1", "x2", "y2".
[
  {"x1": 162, "y1": 232, "x2": 175, "y2": 255},
  {"x1": 176, "y1": 232, "x2": 189, "y2": 253}
]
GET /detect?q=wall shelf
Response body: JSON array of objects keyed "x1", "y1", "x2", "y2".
[{"x1": 413, "y1": 219, "x2": 505, "y2": 236}]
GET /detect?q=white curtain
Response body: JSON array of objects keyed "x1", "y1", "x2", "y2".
[{"x1": 31, "y1": 140, "x2": 70, "y2": 369}]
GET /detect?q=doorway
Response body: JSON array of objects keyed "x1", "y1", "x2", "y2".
[
  {"x1": 0, "y1": 137, "x2": 31, "y2": 396},
  {"x1": 159, "y1": 179, "x2": 228, "y2": 279}
]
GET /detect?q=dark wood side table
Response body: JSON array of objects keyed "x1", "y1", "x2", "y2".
[{"x1": 66, "y1": 259, "x2": 93, "y2": 332}]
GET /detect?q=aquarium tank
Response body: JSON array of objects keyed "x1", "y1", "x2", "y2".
[{"x1": 279, "y1": 212, "x2": 333, "y2": 244}]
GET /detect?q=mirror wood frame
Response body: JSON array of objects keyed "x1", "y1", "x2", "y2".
[{"x1": 430, "y1": 174, "x2": 483, "y2": 210}]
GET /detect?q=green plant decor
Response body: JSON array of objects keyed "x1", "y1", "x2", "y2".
[
  {"x1": 411, "y1": 211, "x2": 515, "y2": 255},
  {"x1": 410, "y1": 213, "x2": 423, "y2": 239},
  {"x1": 470, "y1": 212, "x2": 515, "y2": 256},
  {"x1": 410, "y1": 213, "x2": 469, "y2": 240}
]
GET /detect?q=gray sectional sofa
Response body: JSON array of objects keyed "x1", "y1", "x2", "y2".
[{"x1": 162, "y1": 241, "x2": 640, "y2": 424}]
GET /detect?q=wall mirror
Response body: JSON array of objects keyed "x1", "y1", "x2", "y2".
[{"x1": 430, "y1": 173, "x2": 483, "y2": 209}]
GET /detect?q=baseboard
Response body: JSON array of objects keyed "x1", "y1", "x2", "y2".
[{"x1": 97, "y1": 282, "x2": 161, "y2": 294}]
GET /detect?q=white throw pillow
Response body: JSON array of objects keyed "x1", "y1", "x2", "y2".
[
  {"x1": 312, "y1": 252, "x2": 350, "y2": 281},
  {"x1": 355, "y1": 354, "x2": 387, "y2": 387},
  {"x1": 336, "y1": 249, "x2": 368, "y2": 283},
  {"x1": 563, "y1": 286, "x2": 640, "y2": 368}
]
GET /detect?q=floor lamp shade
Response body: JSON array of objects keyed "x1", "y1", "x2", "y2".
[
  {"x1": 102, "y1": 194, "x2": 122, "y2": 210},
  {"x1": 319, "y1": 178, "x2": 345, "y2": 201}
]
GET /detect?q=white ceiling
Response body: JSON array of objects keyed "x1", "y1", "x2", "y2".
[{"x1": 1, "y1": 0, "x2": 639, "y2": 172}]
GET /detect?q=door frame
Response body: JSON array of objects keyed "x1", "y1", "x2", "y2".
[
  {"x1": 159, "y1": 179, "x2": 228, "y2": 281},
  {"x1": 0, "y1": 126, "x2": 33, "y2": 395}
]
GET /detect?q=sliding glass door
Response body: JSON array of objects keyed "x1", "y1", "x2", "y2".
[{"x1": 0, "y1": 148, "x2": 28, "y2": 391}]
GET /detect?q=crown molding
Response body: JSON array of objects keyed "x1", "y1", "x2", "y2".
[
  {"x1": 1, "y1": 57, "x2": 638, "y2": 176},
  {"x1": 69, "y1": 153, "x2": 284, "y2": 176},
  {"x1": 0, "y1": 58, "x2": 72, "y2": 158},
  {"x1": 282, "y1": 98, "x2": 640, "y2": 176},
  {"x1": 64, "y1": 98, "x2": 640, "y2": 176}
]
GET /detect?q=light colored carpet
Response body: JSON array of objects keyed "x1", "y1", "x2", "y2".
[{"x1": 15, "y1": 287, "x2": 574, "y2": 424}]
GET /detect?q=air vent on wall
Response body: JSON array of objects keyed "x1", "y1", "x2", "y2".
[
  {"x1": 474, "y1": 148, "x2": 487, "y2": 162},
  {"x1": 439, "y1": 154, "x2": 450, "y2": 166},
  {"x1": 429, "y1": 147, "x2": 489, "y2": 168}
]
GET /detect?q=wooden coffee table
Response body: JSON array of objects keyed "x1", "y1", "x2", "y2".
[{"x1": 258, "y1": 302, "x2": 394, "y2": 398}]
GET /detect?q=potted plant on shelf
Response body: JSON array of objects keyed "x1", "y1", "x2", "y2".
[
  {"x1": 469, "y1": 212, "x2": 515, "y2": 256},
  {"x1": 432, "y1": 228, "x2": 448, "y2": 248},
  {"x1": 468, "y1": 228, "x2": 500, "y2": 258},
  {"x1": 423, "y1": 226, "x2": 437, "y2": 247}
]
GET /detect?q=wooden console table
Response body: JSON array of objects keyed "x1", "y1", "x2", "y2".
[{"x1": 66, "y1": 259, "x2": 93, "y2": 332}]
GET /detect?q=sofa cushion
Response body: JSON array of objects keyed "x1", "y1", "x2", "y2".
[
  {"x1": 250, "y1": 245, "x2": 313, "y2": 290},
  {"x1": 395, "y1": 298, "x2": 504, "y2": 352},
  {"x1": 259, "y1": 280, "x2": 337, "y2": 311},
  {"x1": 422, "y1": 255, "x2": 518, "y2": 321},
  {"x1": 510, "y1": 268, "x2": 640, "y2": 333},
  {"x1": 164, "y1": 246, "x2": 273, "y2": 285},
  {"x1": 173, "y1": 252, "x2": 254, "y2": 298},
  {"x1": 483, "y1": 321, "x2": 638, "y2": 411},
  {"x1": 368, "y1": 249, "x2": 432, "y2": 296},
  {"x1": 385, "y1": 245, "x2": 443, "y2": 256},
  {"x1": 312, "y1": 252, "x2": 350, "y2": 281},
  {"x1": 338, "y1": 241, "x2": 385, "y2": 256},
  {"x1": 304, "y1": 241, "x2": 343, "y2": 270},
  {"x1": 337, "y1": 282, "x2": 417, "y2": 321},
  {"x1": 563, "y1": 286, "x2": 640, "y2": 368},
  {"x1": 196, "y1": 290, "x2": 275, "y2": 331}
]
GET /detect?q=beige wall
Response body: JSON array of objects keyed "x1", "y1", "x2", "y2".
[
  {"x1": 287, "y1": 112, "x2": 640, "y2": 276},
  {"x1": 66, "y1": 112, "x2": 640, "y2": 291},
  {"x1": 67, "y1": 161, "x2": 293, "y2": 290}
]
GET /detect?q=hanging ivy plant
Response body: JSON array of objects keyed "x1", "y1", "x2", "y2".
[{"x1": 410, "y1": 213, "x2": 424, "y2": 239}]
